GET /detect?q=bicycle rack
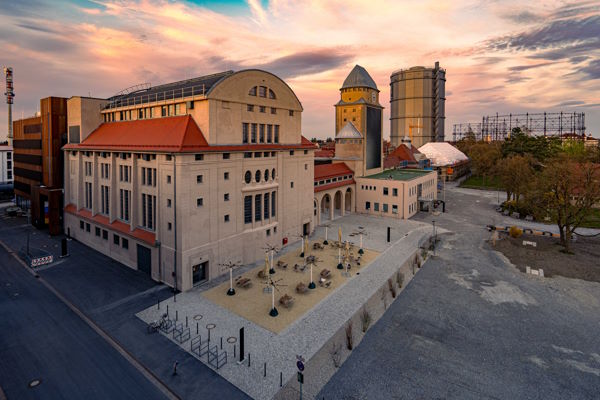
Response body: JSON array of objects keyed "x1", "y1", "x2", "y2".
[
  {"x1": 173, "y1": 324, "x2": 190, "y2": 343},
  {"x1": 160, "y1": 319, "x2": 174, "y2": 334},
  {"x1": 208, "y1": 345, "x2": 227, "y2": 370},
  {"x1": 191, "y1": 335, "x2": 209, "y2": 358}
]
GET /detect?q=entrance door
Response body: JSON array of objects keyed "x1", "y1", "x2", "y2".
[
  {"x1": 303, "y1": 222, "x2": 310, "y2": 237},
  {"x1": 137, "y1": 244, "x2": 151, "y2": 275},
  {"x1": 193, "y1": 261, "x2": 208, "y2": 286}
]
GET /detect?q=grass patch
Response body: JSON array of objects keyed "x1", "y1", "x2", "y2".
[
  {"x1": 460, "y1": 175, "x2": 503, "y2": 190},
  {"x1": 580, "y1": 208, "x2": 600, "y2": 229}
]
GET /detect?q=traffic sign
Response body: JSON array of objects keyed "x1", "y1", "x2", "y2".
[{"x1": 296, "y1": 360, "x2": 304, "y2": 371}]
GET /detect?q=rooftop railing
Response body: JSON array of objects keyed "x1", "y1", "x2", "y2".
[{"x1": 104, "y1": 84, "x2": 208, "y2": 110}]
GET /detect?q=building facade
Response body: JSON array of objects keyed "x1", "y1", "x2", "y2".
[
  {"x1": 355, "y1": 169, "x2": 437, "y2": 219},
  {"x1": 12, "y1": 97, "x2": 67, "y2": 234},
  {"x1": 63, "y1": 70, "x2": 315, "y2": 291},
  {"x1": 0, "y1": 144, "x2": 13, "y2": 193},
  {"x1": 390, "y1": 62, "x2": 446, "y2": 148}
]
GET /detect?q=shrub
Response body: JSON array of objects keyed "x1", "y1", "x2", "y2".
[
  {"x1": 360, "y1": 307, "x2": 371, "y2": 333},
  {"x1": 388, "y1": 278, "x2": 396, "y2": 298},
  {"x1": 345, "y1": 321, "x2": 354, "y2": 350},
  {"x1": 509, "y1": 226, "x2": 523, "y2": 238},
  {"x1": 397, "y1": 272, "x2": 404, "y2": 288}
]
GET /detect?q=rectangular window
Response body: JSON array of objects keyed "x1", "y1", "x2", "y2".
[
  {"x1": 141, "y1": 167, "x2": 146, "y2": 185},
  {"x1": 259, "y1": 124, "x2": 265, "y2": 143},
  {"x1": 168, "y1": 222, "x2": 172, "y2": 231},
  {"x1": 274, "y1": 125, "x2": 280, "y2": 143},
  {"x1": 223, "y1": 153, "x2": 230, "y2": 160},
  {"x1": 271, "y1": 107, "x2": 276, "y2": 115},
  {"x1": 247, "y1": 104, "x2": 254, "y2": 112},
  {"x1": 366, "y1": 201, "x2": 371, "y2": 210},
  {"x1": 244, "y1": 152, "x2": 252, "y2": 158},
  {"x1": 197, "y1": 198, "x2": 203, "y2": 207},
  {"x1": 290, "y1": 150, "x2": 294, "y2": 156},
  {"x1": 224, "y1": 172, "x2": 229, "y2": 180},
  {"x1": 197, "y1": 175, "x2": 203, "y2": 183},
  {"x1": 119, "y1": 189, "x2": 130, "y2": 221},
  {"x1": 392, "y1": 205, "x2": 398, "y2": 214},
  {"x1": 95, "y1": 226, "x2": 100, "y2": 236},
  {"x1": 195, "y1": 154, "x2": 204, "y2": 161},
  {"x1": 101, "y1": 185, "x2": 109, "y2": 215},
  {"x1": 167, "y1": 199, "x2": 171, "y2": 208},
  {"x1": 80, "y1": 220, "x2": 84, "y2": 230},
  {"x1": 393, "y1": 188, "x2": 398, "y2": 197},
  {"x1": 271, "y1": 191, "x2": 276, "y2": 217},
  {"x1": 102, "y1": 230, "x2": 108, "y2": 240},
  {"x1": 383, "y1": 187, "x2": 388, "y2": 196},
  {"x1": 242, "y1": 123, "x2": 249, "y2": 143},
  {"x1": 224, "y1": 193, "x2": 229, "y2": 201},
  {"x1": 255, "y1": 194, "x2": 262, "y2": 221},
  {"x1": 259, "y1": 86, "x2": 267, "y2": 97},
  {"x1": 374, "y1": 202, "x2": 379, "y2": 212},
  {"x1": 122, "y1": 238, "x2": 129, "y2": 249},
  {"x1": 251, "y1": 123, "x2": 257, "y2": 143},
  {"x1": 244, "y1": 195, "x2": 252, "y2": 224},
  {"x1": 113, "y1": 234, "x2": 120, "y2": 245},
  {"x1": 142, "y1": 194, "x2": 146, "y2": 227},
  {"x1": 85, "y1": 223, "x2": 90, "y2": 232},
  {"x1": 267, "y1": 125, "x2": 272, "y2": 143},
  {"x1": 264, "y1": 193, "x2": 269, "y2": 220},
  {"x1": 224, "y1": 214, "x2": 230, "y2": 222},
  {"x1": 254, "y1": 152, "x2": 261, "y2": 158},
  {"x1": 383, "y1": 204, "x2": 388, "y2": 213},
  {"x1": 289, "y1": 110, "x2": 294, "y2": 117},
  {"x1": 290, "y1": 181, "x2": 294, "y2": 188},
  {"x1": 259, "y1": 106, "x2": 266, "y2": 113},
  {"x1": 167, "y1": 175, "x2": 171, "y2": 184},
  {"x1": 85, "y1": 182, "x2": 93, "y2": 209}
]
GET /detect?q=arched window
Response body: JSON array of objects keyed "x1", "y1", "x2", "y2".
[
  {"x1": 271, "y1": 168, "x2": 276, "y2": 180},
  {"x1": 244, "y1": 171, "x2": 251, "y2": 184},
  {"x1": 264, "y1": 169, "x2": 269, "y2": 181},
  {"x1": 248, "y1": 86, "x2": 257, "y2": 96},
  {"x1": 255, "y1": 170, "x2": 261, "y2": 183},
  {"x1": 268, "y1": 89, "x2": 276, "y2": 99}
]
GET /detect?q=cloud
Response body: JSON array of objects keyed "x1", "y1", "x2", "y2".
[
  {"x1": 505, "y1": 75, "x2": 531, "y2": 83},
  {"x1": 501, "y1": 11, "x2": 541, "y2": 24},
  {"x1": 255, "y1": 49, "x2": 354, "y2": 79},
  {"x1": 508, "y1": 62, "x2": 553, "y2": 72},
  {"x1": 555, "y1": 100, "x2": 586, "y2": 107},
  {"x1": 576, "y1": 59, "x2": 600, "y2": 79},
  {"x1": 569, "y1": 56, "x2": 590, "y2": 64}
]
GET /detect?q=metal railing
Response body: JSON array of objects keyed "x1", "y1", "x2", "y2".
[{"x1": 104, "y1": 84, "x2": 207, "y2": 110}]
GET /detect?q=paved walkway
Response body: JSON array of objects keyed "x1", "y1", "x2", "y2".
[{"x1": 138, "y1": 215, "x2": 432, "y2": 400}]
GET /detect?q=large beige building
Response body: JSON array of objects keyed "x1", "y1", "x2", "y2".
[
  {"x1": 390, "y1": 62, "x2": 446, "y2": 148},
  {"x1": 63, "y1": 70, "x2": 315, "y2": 291}
]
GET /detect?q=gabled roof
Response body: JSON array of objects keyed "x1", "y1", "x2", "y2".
[
  {"x1": 63, "y1": 115, "x2": 317, "y2": 153},
  {"x1": 384, "y1": 144, "x2": 422, "y2": 169},
  {"x1": 341, "y1": 65, "x2": 378, "y2": 91},
  {"x1": 314, "y1": 162, "x2": 354, "y2": 181},
  {"x1": 64, "y1": 115, "x2": 207, "y2": 152},
  {"x1": 336, "y1": 122, "x2": 362, "y2": 139}
]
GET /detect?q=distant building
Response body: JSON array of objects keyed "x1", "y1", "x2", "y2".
[
  {"x1": 383, "y1": 135, "x2": 429, "y2": 169},
  {"x1": 418, "y1": 142, "x2": 469, "y2": 181},
  {"x1": 12, "y1": 97, "x2": 68, "y2": 234},
  {"x1": 390, "y1": 62, "x2": 446, "y2": 148},
  {"x1": 0, "y1": 144, "x2": 13, "y2": 194},
  {"x1": 63, "y1": 70, "x2": 315, "y2": 291}
]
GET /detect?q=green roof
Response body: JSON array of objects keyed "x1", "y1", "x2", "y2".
[{"x1": 363, "y1": 169, "x2": 433, "y2": 181}]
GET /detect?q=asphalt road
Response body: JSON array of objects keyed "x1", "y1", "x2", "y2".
[
  {"x1": 319, "y1": 185, "x2": 600, "y2": 400},
  {"x1": 0, "y1": 244, "x2": 168, "y2": 400}
]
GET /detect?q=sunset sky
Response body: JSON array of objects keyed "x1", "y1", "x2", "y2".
[{"x1": 1, "y1": 0, "x2": 599, "y2": 140}]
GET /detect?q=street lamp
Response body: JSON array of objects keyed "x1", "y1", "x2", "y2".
[{"x1": 432, "y1": 220, "x2": 436, "y2": 256}]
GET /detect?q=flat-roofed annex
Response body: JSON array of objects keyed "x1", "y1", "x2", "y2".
[{"x1": 364, "y1": 168, "x2": 433, "y2": 181}]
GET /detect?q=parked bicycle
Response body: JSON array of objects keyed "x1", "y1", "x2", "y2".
[{"x1": 147, "y1": 313, "x2": 168, "y2": 334}]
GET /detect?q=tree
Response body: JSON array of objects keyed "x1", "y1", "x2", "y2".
[
  {"x1": 468, "y1": 142, "x2": 501, "y2": 186},
  {"x1": 497, "y1": 154, "x2": 534, "y2": 202},
  {"x1": 502, "y1": 129, "x2": 561, "y2": 162},
  {"x1": 532, "y1": 155, "x2": 600, "y2": 253}
]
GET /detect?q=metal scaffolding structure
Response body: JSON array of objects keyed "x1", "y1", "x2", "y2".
[{"x1": 452, "y1": 112, "x2": 586, "y2": 142}]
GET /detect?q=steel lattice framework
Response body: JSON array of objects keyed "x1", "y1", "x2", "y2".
[{"x1": 452, "y1": 112, "x2": 586, "y2": 142}]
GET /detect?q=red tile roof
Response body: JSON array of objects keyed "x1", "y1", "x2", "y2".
[
  {"x1": 315, "y1": 149, "x2": 335, "y2": 158},
  {"x1": 314, "y1": 179, "x2": 355, "y2": 193},
  {"x1": 314, "y1": 162, "x2": 354, "y2": 180},
  {"x1": 65, "y1": 204, "x2": 156, "y2": 245},
  {"x1": 383, "y1": 144, "x2": 422, "y2": 169},
  {"x1": 63, "y1": 115, "x2": 317, "y2": 153}
]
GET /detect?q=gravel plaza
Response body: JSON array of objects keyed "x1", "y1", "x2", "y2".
[{"x1": 137, "y1": 214, "x2": 433, "y2": 400}]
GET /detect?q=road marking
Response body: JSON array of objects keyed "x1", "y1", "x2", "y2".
[
  {"x1": 90, "y1": 285, "x2": 167, "y2": 314},
  {"x1": 0, "y1": 238, "x2": 180, "y2": 400}
]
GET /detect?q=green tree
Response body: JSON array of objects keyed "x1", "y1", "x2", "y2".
[
  {"x1": 497, "y1": 154, "x2": 534, "y2": 202},
  {"x1": 502, "y1": 128, "x2": 561, "y2": 161},
  {"x1": 468, "y1": 142, "x2": 501, "y2": 186}
]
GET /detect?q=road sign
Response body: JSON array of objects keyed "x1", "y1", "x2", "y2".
[
  {"x1": 297, "y1": 371, "x2": 304, "y2": 384},
  {"x1": 296, "y1": 360, "x2": 304, "y2": 371}
]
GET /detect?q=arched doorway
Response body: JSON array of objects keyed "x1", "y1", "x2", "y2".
[
  {"x1": 345, "y1": 187, "x2": 352, "y2": 213},
  {"x1": 321, "y1": 194, "x2": 331, "y2": 222},
  {"x1": 334, "y1": 190, "x2": 343, "y2": 219}
]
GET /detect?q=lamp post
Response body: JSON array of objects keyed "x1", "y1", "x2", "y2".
[
  {"x1": 432, "y1": 220, "x2": 436, "y2": 256},
  {"x1": 308, "y1": 260, "x2": 316, "y2": 289},
  {"x1": 269, "y1": 281, "x2": 278, "y2": 317},
  {"x1": 323, "y1": 226, "x2": 328, "y2": 245},
  {"x1": 227, "y1": 267, "x2": 235, "y2": 296},
  {"x1": 337, "y1": 247, "x2": 343, "y2": 269},
  {"x1": 358, "y1": 233, "x2": 364, "y2": 255},
  {"x1": 299, "y1": 235, "x2": 305, "y2": 258}
]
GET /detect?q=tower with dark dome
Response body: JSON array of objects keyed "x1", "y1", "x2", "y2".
[{"x1": 334, "y1": 65, "x2": 383, "y2": 176}]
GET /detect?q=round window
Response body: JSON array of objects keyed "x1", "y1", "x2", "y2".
[
  {"x1": 255, "y1": 170, "x2": 261, "y2": 183},
  {"x1": 264, "y1": 169, "x2": 269, "y2": 181},
  {"x1": 244, "y1": 171, "x2": 251, "y2": 184},
  {"x1": 271, "y1": 168, "x2": 276, "y2": 179}
]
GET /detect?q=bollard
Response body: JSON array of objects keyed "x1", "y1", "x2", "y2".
[
  {"x1": 280, "y1": 372, "x2": 282, "y2": 387},
  {"x1": 186, "y1": 316, "x2": 188, "y2": 327},
  {"x1": 167, "y1": 304, "x2": 169, "y2": 316},
  {"x1": 234, "y1": 344, "x2": 236, "y2": 358},
  {"x1": 264, "y1": 362, "x2": 266, "y2": 378},
  {"x1": 220, "y1": 337, "x2": 223, "y2": 350},
  {"x1": 196, "y1": 322, "x2": 199, "y2": 334},
  {"x1": 248, "y1": 353, "x2": 251, "y2": 367},
  {"x1": 157, "y1": 299, "x2": 160, "y2": 310},
  {"x1": 176, "y1": 310, "x2": 178, "y2": 321}
]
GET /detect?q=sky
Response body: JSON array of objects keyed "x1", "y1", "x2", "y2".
[{"x1": 0, "y1": 0, "x2": 599, "y2": 141}]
